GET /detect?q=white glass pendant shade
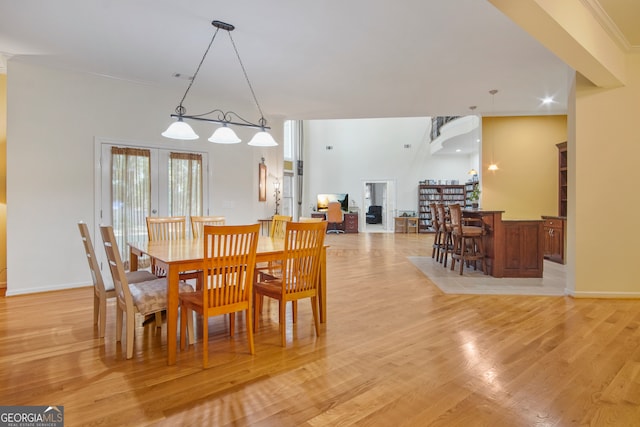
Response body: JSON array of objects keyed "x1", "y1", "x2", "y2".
[
  {"x1": 162, "y1": 119, "x2": 199, "y2": 140},
  {"x1": 209, "y1": 126, "x2": 241, "y2": 144},
  {"x1": 248, "y1": 130, "x2": 278, "y2": 147}
]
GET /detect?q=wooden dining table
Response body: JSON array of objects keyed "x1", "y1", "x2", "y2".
[{"x1": 129, "y1": 236, "x2": 328, "y2": 365}]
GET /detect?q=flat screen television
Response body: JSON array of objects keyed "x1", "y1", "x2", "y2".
[{"x1": 317, "y1": 193, "x2": 348, "y2": 212}]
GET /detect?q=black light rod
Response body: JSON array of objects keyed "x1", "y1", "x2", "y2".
[{"x1": 171, "y1": 114, "x2": 270, "y2": 130}]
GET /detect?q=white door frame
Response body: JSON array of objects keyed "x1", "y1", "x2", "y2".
[
  {"x1": 361, "y1": 179, "x2": 396, "y2": 233},
  {"x1": 93, "y1": 137, "x2": 211, "y2": 272}
]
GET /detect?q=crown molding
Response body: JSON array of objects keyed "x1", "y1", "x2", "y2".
[
  {"x1": 0, "y1": 52, "x2": 11, "y2": 75},
  {"x1": 580, "y1": 0, "x2": 640, "y2": 53}
]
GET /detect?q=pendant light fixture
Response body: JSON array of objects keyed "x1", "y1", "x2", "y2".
[
  {"x1": 468, "y1": 105, "x2": 479, "y2": 177},
  {"x1": 487, "y1": 89, "x2": 499, "y2": 171},
  {"x1": 162, "y1": 20, "x2": 277, "y2": 146}
]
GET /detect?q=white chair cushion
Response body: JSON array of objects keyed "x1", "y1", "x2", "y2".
[{"x1": 129, "y1": 278, "x2": 194, "y2": 316}]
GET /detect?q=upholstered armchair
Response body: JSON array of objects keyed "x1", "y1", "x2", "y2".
[{"x1": 366, "y1": 205, "x2": 383, "y2": 224}]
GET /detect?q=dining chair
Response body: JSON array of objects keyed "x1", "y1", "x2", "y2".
[
  {"x1": 190, "y1": 215, "x2": 226, "y2": 239},
  {"x1": 100, "y1": 225, "x2": 194, "y2": 359},
  {"x1": 448, "y1": 203, "x2": 487, "y2": 275},
  {"x1": 270, "y1": 215, "x2": 292, "y2": 239},
  {"x1": 146, "y1": 216, "x2": 188, "y2": 240},
  {"x1": 78, "y1": 221, "x2": 157, "y2": 338},
  {"x1": 146, "y1": 216, "x2": 202, "y2": 287},
  {"x1": 256, "y1": 215, "x2": 292, "y2": 281},
  {"x1": 254, "y1": 221, "x2": 327, "y2": 347},
  {"x1": 179, "y1": 224, "x2": 260, "y2": 368}
]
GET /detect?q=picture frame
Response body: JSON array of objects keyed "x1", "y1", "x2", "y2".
[{"x1": 258, "y1": 162, "x2": 267, "y2": 201}]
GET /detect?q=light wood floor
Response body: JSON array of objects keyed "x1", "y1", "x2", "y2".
[{"x1": 1, "y1": 232, "x2": 640, "y2": 426}]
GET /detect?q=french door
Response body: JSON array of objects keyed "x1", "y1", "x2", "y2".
[{"x1": 96, "y1": 139, "x2": 209, "y2": 267}]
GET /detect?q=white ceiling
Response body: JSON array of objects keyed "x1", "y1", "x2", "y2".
[
  {"x1": 0, "y1": 0, "x2": 574, "y2": 120},
  {"x1": 0, "y1": 0, "x2": 635, "y2": 153}
]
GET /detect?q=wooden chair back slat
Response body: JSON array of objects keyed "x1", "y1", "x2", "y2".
[
  {"x1": 190, "y1": 216, "x2": 226, "y2": 239},
  {"x1": 282, "y1": 221, "x2": 327, "y2": 296},
  {"x1": 146, "y1": 216, "x2": 187, "y2": 241},
  {"x1": 203, "y1": 224, "x2": 260, "y2": 312},
  {"x1": 270, "y1": 215, "x2": 292, "y2": 239}
]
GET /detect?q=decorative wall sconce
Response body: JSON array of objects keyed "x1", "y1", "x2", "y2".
[
  {"x1": 487, "y1": 89, "x2": 499, "y2": 171},
  {"x1": 258, "y1": 159, "x2": 267, "y2": 202},
  {"x1": 273, "y1": 178, "x2": 281, "y2": 215}
]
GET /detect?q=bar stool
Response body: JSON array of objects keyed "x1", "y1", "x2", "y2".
[
  {"x1": 449, "y1": 203, "x2": 487, "y2": 275},
  {"x1": 436, "y1": 203, "x2": 453, "y2": 267},
  {"x1": 429, "y1": 203, "x2": 443, "y2": 260}
]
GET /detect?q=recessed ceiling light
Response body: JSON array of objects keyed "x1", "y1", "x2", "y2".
[
  {"x1": 456, "y1": 149, "x2": 461, "y2": 152},
  {"x1": 542, "y1": 96, "x2": 554, "y2": 104},
  {"x1": 172, "y1": 73, "x2": 194, "y2": 81}
]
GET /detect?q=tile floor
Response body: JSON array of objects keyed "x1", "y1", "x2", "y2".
[{"x1": 408, "y1": 255, "x2": 568, "y2": 296}]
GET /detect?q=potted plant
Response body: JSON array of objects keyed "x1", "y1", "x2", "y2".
[{"x1": 469, "y1": 185, "x2": 480, "y2": 209}]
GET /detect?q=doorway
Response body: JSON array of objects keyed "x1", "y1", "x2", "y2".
[
  {"x1": 95, "y1": 138, "x2": 210, "y2": 269},
  {"x1": 362, "y1": 180, "x2": 396, "y2": 233}
]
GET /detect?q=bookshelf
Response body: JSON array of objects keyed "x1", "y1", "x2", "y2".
[
  {"x1": 557, "y1": 141, "x2": 567, "y2": 217},
  {"x1": 464, "y1": 181, "x2": 479, "y2": 209},
  {"x1": 418, "y1": 184, "x2": 466, "y2": 232}
]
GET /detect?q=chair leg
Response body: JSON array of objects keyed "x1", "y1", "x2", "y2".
[
  {"x1": 115, "y1": 306, "x2": 123, "y2": 343},
  {"x1": 246, "y1": 308, "x2": 255, "y2": 355},
  {"x1": 202, "y1": 314, "x2": 209, "y2": 369},
  {"x1": 97, "y1": 296, "x2": 107, "y2": 338},
  {"x1": 180, "y1": 306, "x2": 192, "y2": 350},
  {"x1": 187, "y1": 311, "x2": 195, "y2": 344},
  {"x1": 432, "y1": 230, "x2": 441, "y2": 259},
  {"x1": 229, "y1": 312, "x2": 235, "y2": 337},
  {"x1": 292, "y1": 301, "x2": 298, "y2": 323},
  {"x1": 279, "y1": 300, "x2": 286, "y2": 347},
  {"x1": 253, "y1": 291, "x2": 260, "y2": 332},
  {"x1": 459, "y1": 237, "x2": 467, "y2": 275},
  {"x1": 154, "y1": 312, "x2": 163, "y2": 328},
  {"x1": 94, "y1": 294, "x2": 100, "y2": 325},
  {"x1": 125, "y1": 313, "x2": 135, "y2": 359},
  {"x1": 443, "y1": 233, "x2": 452, "y2": 268},
  {"x1": 450, "y1": 235, "x2": 458, "y2": 271},
  {"x1": 311, "y1": 296, "x2": 320, "y2": 337}
]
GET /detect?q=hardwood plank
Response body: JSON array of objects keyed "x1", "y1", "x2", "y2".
[{"x1": 1, "y1": 233, "x2": 639, "y2": 425}]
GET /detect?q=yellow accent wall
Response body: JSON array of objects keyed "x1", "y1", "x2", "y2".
[
  {"x1": 572, "y1": 55, "x2": 640, "y2": 296},
  {"x1": 482, "y1": 115, "x2": 567, "y2": 220},
  {"x1": 0, "y1": 73, "x2": 6, "y2": 284}
]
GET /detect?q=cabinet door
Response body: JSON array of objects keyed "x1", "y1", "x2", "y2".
[
  {"x1": 543, "y1": 219, "x2": 564, "y2": 263},
  {"x1": 543, "y1": 226, "x2": 552, "y2": 257}
]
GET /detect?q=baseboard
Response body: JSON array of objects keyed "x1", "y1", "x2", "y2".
[
  {"x1": 5, "y1": 281, "x2": 89, "y2": 297},
  {"x1": 568, "y1": 289, "x2": 640, "y2": 299}
]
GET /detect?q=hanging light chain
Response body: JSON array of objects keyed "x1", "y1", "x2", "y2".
[
  {"x1": 175, "y1": 27, "x2": 222, "y2": 115},
  {"x1": 226, "y1": 30, "x2": 266, "y2": 126}
]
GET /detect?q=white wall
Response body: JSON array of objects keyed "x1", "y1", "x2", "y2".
[
  {"x1": 7, "y1": 61, "x2": 282, "y2": 295},
  {"x1": 302, "y1": 117, "x2": 474, "y2": 219}
]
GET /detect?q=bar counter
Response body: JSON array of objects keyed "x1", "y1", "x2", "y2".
[{"x1": 463, "y1": 209, "x2": 544, "y2": 278}]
